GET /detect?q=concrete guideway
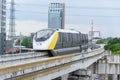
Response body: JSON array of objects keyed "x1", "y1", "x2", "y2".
[
  {"x1": 7, "y1": 61, "x2": 73, "y2": 80},
  {"x1": 9, "y1": 50, "x2": 104, "y2": 80},
  {"x1": 0, "y1": 45, "x2": 105, "y2": 80}
]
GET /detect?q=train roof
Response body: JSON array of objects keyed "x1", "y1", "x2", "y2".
[
  {"x1": 56, "y1": 29, "x2": 80, "y2": 33},
  {"x1": 36, "y1": 28, "x2": 86, "y2": 34}
]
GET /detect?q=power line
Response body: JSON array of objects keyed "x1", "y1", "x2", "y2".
[
  {"x1": 8, "y1": 10, "x2": 120, "y2": 18},
  {"x1": 7, "y1": 2, "x2": 120, "y2": 10},
  {"x1": 67, "y1": 6, "x2": 120, "y2": 10},
  {"x1": 9, "y1": 0, "x2": 16, "y2": 40},
  {"x1": 68, "y1": 14, "x2": 120, "y2": 18},
  {"x1": 6, "y1": 8, "x2": 120, "y2": 18},
  {"x1": 6, "y1": 2, "x2": 120, "y2": 18}
]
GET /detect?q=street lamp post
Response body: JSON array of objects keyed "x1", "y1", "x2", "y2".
[
  {"x1": 91, "y1": 19, "x2": 93, "y2": 50},
  {"x1": 19, "y1": 32, "x2": 22, "y2": 53}
]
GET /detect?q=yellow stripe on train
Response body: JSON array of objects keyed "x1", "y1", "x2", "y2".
[{"x1": 48, "y1": 32, "x2": 58, "y2": 50}]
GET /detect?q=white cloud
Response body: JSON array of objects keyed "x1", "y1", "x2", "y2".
[
  {"x1": 7, "y1": 20, "x2": 103, "y2": 35},
  {"x1": 6, "y1": 19, "x2": 110, "y2": 38},
  {"x1": 65, "y1": 24, "x2": 102, "y2": 35},
  {"x1": 15, "y1": 20, "x2": 48, "y2": 35},
  {"x1": 6, "y1": 20, "x2": 47, "y2": 36},
  {"x1": 6, "y1": 20, "x2": 103, "y2": 37},
  {"x1": 6, "y1": 0, "x2": 120, "y2": 38}
]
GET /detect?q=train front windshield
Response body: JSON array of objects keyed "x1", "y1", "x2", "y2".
[{"x1": 35, "y1": 29, "x2": 55, "y2": 41}]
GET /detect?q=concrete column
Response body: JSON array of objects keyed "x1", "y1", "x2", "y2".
[
  {"x1": 112, "y1": 74, "x2": 117, "y2": 80},
  {"x1": 96, "y1": 62, "x2": 99, "y2": 74},
  {"x1": 78, "y1": 76, "x2": 90, "y2": 80},
  {"x1": 93, "y1": 62, "x2": 97, "y2": 74},
  {"x1": 61, "y1": 74, "x2": 69, "y2": 80},
  {"x1": 105, "y1": 74, "x2": 108, "y2": 80},
  {"x1": 78, "y1": 77, "x2": 83, "y2": 80},
  {"x1": 118, "y1": 75, "x2": 120, "y2": 80},
  {"x1": 108, "y1": 74, "x2": 112, "y2": 80}
]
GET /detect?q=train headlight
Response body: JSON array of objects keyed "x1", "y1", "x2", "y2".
[{"x1": 39, "y1": 43, "x2": 42, "y2": 45}]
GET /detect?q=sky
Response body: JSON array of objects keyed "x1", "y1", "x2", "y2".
[{"x1": 6, "y1": 0, "x2": 120, "y2": 38}]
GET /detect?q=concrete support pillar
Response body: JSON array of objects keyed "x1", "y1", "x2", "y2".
[
  {"x1": 78, "y1": 77, "x2": 83, "y2": 80},
  {"x1": 92, "y1": 64, "x2": 95, "y2": 74},
  {"x1": 108, "y1": 74, "x2": 112, "y2": 80},
  {"x1": 93, "y1": 62, "x2": 98, "y2": 74},
  {"x1": 96, "y1": 62, "x2": 99, "y2": 74},
  {"x1": 112, "y1": 74, "x2": 117, "y2": 80},
  {"x1": 61, "y1": 74, "x2": 69, "y2": 80},
  {"x1": 78, "y1": 76, "x2": 90, "y2": 80},
  {"x1": 73, "y1": 69, "x2": 91, "y2": 80},
  {"x1": 118, "y1": 75, "x2": 120, "y2": 80},
  {"x1": 105, "y1": 74, "x2": 108, "y2": 80}
]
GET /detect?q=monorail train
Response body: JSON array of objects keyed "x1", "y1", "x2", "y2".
[{"x1": 33, "y1": 29, "x2": 88, "y2": 56}]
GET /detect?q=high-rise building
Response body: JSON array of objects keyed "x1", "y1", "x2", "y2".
[
  {"x1": 48, "y1": 3, "x2": 65, "y2": 29},
  {"x1": 0, "y1": 0, "x2": 6, "y2": 55}
]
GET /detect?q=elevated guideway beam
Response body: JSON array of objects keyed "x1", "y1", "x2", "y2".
[{"x1": 0, "y1": 46, "x2": 105, "y2": 80}]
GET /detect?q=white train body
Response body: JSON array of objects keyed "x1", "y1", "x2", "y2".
[{"x1": 33, "y1": 29, "x2": 88, "y2": 56}]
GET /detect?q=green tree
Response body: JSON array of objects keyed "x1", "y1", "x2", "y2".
[
  {"x1": 96, "y1": 39, "x2": 104, "y2": 44},
  {"x1": 105, "y1": 38, "x2": 120, "y2": 54},
  {"x1": 21, "y1": 37, "x2": 32, "y2": 48}
]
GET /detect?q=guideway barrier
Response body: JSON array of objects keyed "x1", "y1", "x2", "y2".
[{"x1": 0, "y1": 52, "x2": 47, "y2": 62}]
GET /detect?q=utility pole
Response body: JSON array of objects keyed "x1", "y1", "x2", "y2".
[
  {"x1": 19, "y1": 32, "x2": 22, "y2": 53},
  {"x1": 91, "y1": 19, "x2": 93, "y2": 49},
  {"x1": 9, "y1": 0, "x2": 16, "y2": 53},
  {"x1": 9, "y1": 0, "x2": 16, "y2": 39}
]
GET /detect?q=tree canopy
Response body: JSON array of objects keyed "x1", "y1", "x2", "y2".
[
  {"x1": 21, "y1": 37, "x2": 32, "y2": 48},
  {"x1": 96, "y1": 39, "x2": 104, "y2": 44},
  {"x1": 105, "y1": 38, "x2": 120, "y2": 54}
]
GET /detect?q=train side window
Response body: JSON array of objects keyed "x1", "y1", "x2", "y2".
[
  {"x1": 81, "y1": 34, "x2": 83, "y2": 44},
  {"x1": 83, "y1": 34, "x2": 85, "y2": 44},
  {"x1": 62, "y1": 33, "x2": 66, "y2": 42},
  {"x1": 79, "y1": 34, "x2": 81, "y2": 41},
  {"x1": 75, "y1": 33, "x2": 77, "y2": 42},
  {"x1": 57, "y1": 32, "x2": 60, "y2": 42},
  {"x1": 69, "y1": 33, "x2": 72, "y2": 45},
  {"x1": 59, "y1": 32, "x2": 62, "y2": 42},
  {"x1": 66, "y1": 33, "x2": 69, "y2": 42},
  {"x1": 62, "y1": 32, "x2": 65, "y2": 42},
  {"x1": 72, "y1": 33, "x2": 74, "y2": 42},
  {"x1": 68, "y1": 33, "x2": 71, "y2": 42},
  {"x1": 64, "y1": 33, "x2": 66, "y2": 42}
]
